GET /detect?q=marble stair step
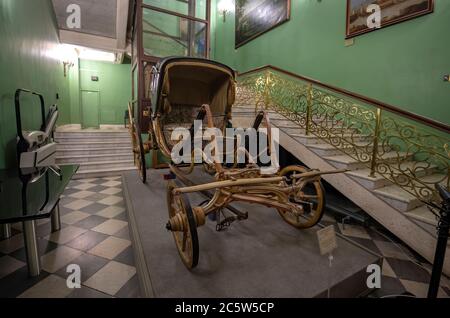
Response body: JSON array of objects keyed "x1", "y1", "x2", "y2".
[
  {"x1": 233, "y1": 103, "x2": 256, "y2": 108},
  {"x1": 55, "y1": 127, "x2": 137, "y2": 179},
  {"x1": 308, "y1": 142, "x2": 382, "y2": 157},
  {"x1": 57, "y1": 141, "x2": 133, "y2": 149},
  {"x1": 271, "y1": 119, "x2": 358, "y2": 134},
  {"x1": 405, "y1": 205, "x2": 438, "y2": 227},
  {"x1": 289, "y1": 133, "x2": 329, "y2": 145},
  {"x1": 270, "y1": 119, "x2": 301, "y2": 128},
  {"x1": 54, "y1": 131, "x2": 129, "y2": 139},
  {"x1": 56, "y1": 153, "x2": 133, "y2": 164},
  {"x1": 55, "y1": 137, "x2": 131, "y2": 143},
  {"x1": 346, "y1": 168, "x2": 393, "y2": 189},
  {"x1": 233, "y1": 105, "x2": 256, "y2": 111},
  {"x1": 404, "y1": 206, "x2": 450, "y2": 245},
  {"x1": 232, "y1": 112, "x2": 257, "y2": 119},
  {"x1": 324, "y1": 151, "x2": 411, "y2": 171},
  {"x1": 346, "y1": 162, "x2": 438, "y2": 190},
  {"x1": 271, "y1": 113, "x2": 348, "y2": 126},
  {"x1": 73, "y1": 166, "x2": 136, "y2": 179},
  {"x1": 233, "y1": 109, "x2": 255, "y2": 114},
  {"x1": 74, "y1": 160, "x2": 135, "y2": 172},
  {"x1": 278, "y1": 127, "x2": 307, "y2": 136},
  {"x1": 266, "y1": 112, "x2": 289, "y2": 120},
  {"x1": 291, "y1": 133, "x2": 372, "y2": 145},
  {"x1": 373, "y1": 184, "x2": 423, "y2": 212},
  {"x1": 56, "y1": 146, "x2": 132, "y2": 157},
  {"x1": 309, "y1": 126, "x2": 359, "y2": 135}
]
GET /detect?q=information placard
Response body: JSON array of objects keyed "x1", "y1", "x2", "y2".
[{"x1": 317, "y1": 225, "x2": 338, "y2": 256}]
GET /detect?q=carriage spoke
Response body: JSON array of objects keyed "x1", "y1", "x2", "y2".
[
  {"x1": 182, "y1": 230, "x2": 188, "y2": 252},
  {"x1": 300, "y1": 194, "x2": 319, "y2": 200}
]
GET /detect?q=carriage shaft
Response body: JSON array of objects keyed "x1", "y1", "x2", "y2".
[
  {"x1": 172, "y1": 169, "x2": 347, "y2": 195},
  {"x1": 170, "y1": 164, "x2": 249, "y2": 219},
  {"x1": 290, "y1": 169, "x2": 349, "y2": 179},
  {"x1": 227, "y1": 192, "x2": 301, "y2": 212},
  {"x1": 173, "y1": 176, "x2": 284, "y2": 194}
]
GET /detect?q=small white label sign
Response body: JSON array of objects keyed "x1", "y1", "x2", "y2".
[{"x1": 317, "y1": 225, "x2": 338, "y2": 256}]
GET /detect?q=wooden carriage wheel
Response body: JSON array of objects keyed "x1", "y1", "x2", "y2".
[
  {"x1": 131, "y1": 121, "x2": 147, "y2": 184},
  {"x1": 166, "y1": 180, "x2": 199, "y2": 269},
  {"x1": 278, "y1": 166, "x2": 326, "y2": 229}
]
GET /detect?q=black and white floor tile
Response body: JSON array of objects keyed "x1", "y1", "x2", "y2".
[
  {"x1": 1, "y1": 176, "x2": 449, "y2": 298},
  {"x1": 320, "y1": 214, "x2": 450, "y2": 298},
  {"x1": 0, "y1": 176, "x2": 140, "y2": 298}
]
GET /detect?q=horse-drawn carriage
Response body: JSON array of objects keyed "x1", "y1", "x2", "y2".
[{"x1": 128, "y1": 57, "x2": 345, "y2": 269}]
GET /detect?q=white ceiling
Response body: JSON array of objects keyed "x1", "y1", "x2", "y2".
[
  {"x1": 52, "y1": 0, "x2": 131, "y2": 53},
  {"x1": 53, "y1": 0, "x2": 117, "y2": 38}
]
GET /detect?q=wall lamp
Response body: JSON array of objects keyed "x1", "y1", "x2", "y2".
[
  {"x1": 63, "y1": 61, "x2": 75, "y2": 77},
  {"x1": 218, "y1": 0, "x2": 234, "y2": 23},
  {"x1": 48, "y1": 44, "x2": 78, "y2": 77},
  {"x1": 50, "y1": 44, "x2": 117, "y2": 77}
]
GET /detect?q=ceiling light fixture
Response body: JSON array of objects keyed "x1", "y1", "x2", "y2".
[
  {"x1": 77, "y1": 48, "x2": 116, "y2": 63},
  {"x1": 48, "y1": 44, "x2": 118, "y2": 76}
]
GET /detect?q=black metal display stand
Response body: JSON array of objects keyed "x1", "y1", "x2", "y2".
[{"x1": 427, "y1": 184, "x2": 450, "y2": 298}]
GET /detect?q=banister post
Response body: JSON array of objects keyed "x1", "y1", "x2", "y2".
[
  {"x1": 444, "y1": 144, "x2": 450, "y2": 191},
  {"x1": 305, "y1": 84, "x2": 313, "y2": 136},
  {"x1": 370, "y1": 108, "x2": 383, "y2": 178},
  {"x1": 263, "y1": 71, "x2": 273, "y2": 111}
]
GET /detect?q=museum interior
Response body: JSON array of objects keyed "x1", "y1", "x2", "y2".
[{"x1": 0, "y1": 0, "x2": 449, "y2": 299}]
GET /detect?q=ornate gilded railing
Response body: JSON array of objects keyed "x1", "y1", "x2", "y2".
[{"x1": 237, "y1": 66, "x2": 450, "y2": 205}]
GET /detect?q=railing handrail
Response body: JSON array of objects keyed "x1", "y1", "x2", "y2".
[{"x1": 238, "y1": 65, "x2": 450, "y2": 134}]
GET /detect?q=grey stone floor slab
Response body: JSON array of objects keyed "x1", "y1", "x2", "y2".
[{"x1": 123, "y1": 168, "x2": 381, "y2": 298}]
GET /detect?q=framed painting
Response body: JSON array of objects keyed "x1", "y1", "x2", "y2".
[
  {"x1": 346, "y1": 0, "x2": 434, "y2": 38},
  {"x1": 235, "y1": 0, "x2": 291, "y2": 48}
]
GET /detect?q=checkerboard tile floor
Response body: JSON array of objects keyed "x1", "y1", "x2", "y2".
[
  {"x1": 320, "y1": 214, "x2": 450, "y2": 298},
  {"x1": 0, "y1": 176, "x2": 140, "y2": 298}
]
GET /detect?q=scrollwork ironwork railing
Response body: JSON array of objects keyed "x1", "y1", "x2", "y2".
[{"x1": 237, "y1": 66, "x2": 450, "y2": 205}]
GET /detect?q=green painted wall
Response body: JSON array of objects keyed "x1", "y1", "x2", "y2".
[
  {"x1": 212, "y1": 0, "x2": 450, "y2": 125},
  {"x1": 69, "y1": 58, "x2": 81, "y2": 124},
  {"x1": 77, "y1": 60, "x2": 132, "y2": 126},
  {"x1": 210, "y1": 0, "x2": 218, "y2": 59},
  {"x1": 0, "y1": 0, "x2": 71, "y2": 169}
]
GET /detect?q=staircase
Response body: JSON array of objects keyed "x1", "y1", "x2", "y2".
[
  {"x1": 232, "y1": 82, "x2": 450, "y2": 275},
  {"x1": 55, "y1": 125, "x2": 135, "y2": 179}
]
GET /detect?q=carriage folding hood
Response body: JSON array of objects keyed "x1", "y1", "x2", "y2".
[
  {"x1": 151, "y1": 57, "x2": 236, "y2": 118},
  {"x1": 149, "y1": 57, "x2": 236, "y2": 158}
]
